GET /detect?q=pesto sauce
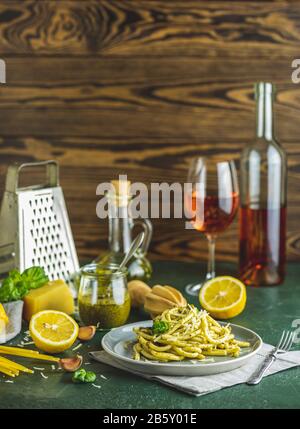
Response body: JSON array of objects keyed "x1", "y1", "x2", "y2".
[{"x1": 79, "y1": 292, "x2": 131, "y2": 328}]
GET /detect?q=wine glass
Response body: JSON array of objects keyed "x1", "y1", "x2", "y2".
[{"x1": 185, "y1": 157, "x2": 239, "y2": 296}]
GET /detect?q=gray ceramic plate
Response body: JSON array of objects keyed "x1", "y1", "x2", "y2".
[{"x1": 101, "y1": 320, "x2": 263, "y2": 376}]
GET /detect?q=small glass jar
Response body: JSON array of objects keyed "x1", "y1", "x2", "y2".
[{"x1": 78, "y1": 263, "x2": 131, "y2": 329}]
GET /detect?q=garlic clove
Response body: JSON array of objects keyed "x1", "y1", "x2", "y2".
[
  {"x1": 60, "y1": 355, "x2": 83, "y2": 372},
  {"x1": 78, "y1": 325, "x2": 96, "y2": 341}
]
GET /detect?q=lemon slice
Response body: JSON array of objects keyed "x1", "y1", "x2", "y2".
[
  {"x1": 0, "y1": 304, "x2": 9, "y2": 325},
  {"x1": 29, "y1": 310, "x2": 79, "y2": 354},
  {"x1": 0, "y1": 303, "x2": 9, "y2": 333},
  {"x1": 199, "y1": 276, "x2": 246, "y2": 319}
]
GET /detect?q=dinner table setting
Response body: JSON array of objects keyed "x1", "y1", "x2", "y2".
[
  {"x1": 1, "y1": 259, "x2": 300, "y2": 409},
  {"x1": 0, "y1": 86, "x2": 300, "y2": 409},
  {"x1": 2, "y1": 0, "x2": 300, "y2": 415}
]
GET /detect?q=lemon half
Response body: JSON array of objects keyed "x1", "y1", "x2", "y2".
[
  {"x1": 199, "y1": 276, "x2": 246, "y2": 319},
  {"x1": 29, "y1": 310, "x2": 79, "y2": 354}
]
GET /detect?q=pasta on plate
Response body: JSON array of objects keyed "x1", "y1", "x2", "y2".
[{"x1": 132, "y1": 305, "x2": 250, "y2": 362}]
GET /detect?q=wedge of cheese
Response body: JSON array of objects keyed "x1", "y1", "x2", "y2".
[{"x1": 23, "y1": 280, "x2": 75, "y2": 322}]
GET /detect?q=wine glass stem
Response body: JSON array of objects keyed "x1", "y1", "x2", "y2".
[{"x1": 206, "y1": 234, "x2": 216, "y2": 281}]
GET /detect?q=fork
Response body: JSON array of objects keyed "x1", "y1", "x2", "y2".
[{"x1": 247, "y1": 330, "x2": 295, "y2": 385}]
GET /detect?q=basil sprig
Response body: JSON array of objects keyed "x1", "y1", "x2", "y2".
[
  {"x1": 152, "y1": 320, "x2": 169, "y2": 335},
  {"x1": 0, "y1": 266, "x2": 49, "y2": 303}
]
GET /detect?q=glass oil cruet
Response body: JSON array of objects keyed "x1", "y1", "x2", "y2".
[{"x1": 96, "y1": 179, "x2": 153, "y2": 282}]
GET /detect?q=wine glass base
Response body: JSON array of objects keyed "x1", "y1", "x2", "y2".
[{"x1": 185, "y1": 282, "x2": 203, "y2": 297}]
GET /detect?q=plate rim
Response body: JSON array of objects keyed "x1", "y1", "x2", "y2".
[{"x1": 101, "y1": 319, "x2": 263, "y2": 369}]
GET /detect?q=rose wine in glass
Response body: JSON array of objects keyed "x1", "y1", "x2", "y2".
[
  {"x1": 185, "y1": 158, "x2": 239, "y2": 296},
  {"x1": 239, "y1": 83, "x2": 287, "y2": 286},
  {"x1": 190, "y1": 193, "x2": 239, "y2": 234}
]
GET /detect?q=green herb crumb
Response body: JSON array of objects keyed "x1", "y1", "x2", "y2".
[
  {"x1": 152, "y1": 320, "x2": 169, "y2": 335},
  {"x1": 72, "y1": 368, "x2": 96, "y2": 384}
]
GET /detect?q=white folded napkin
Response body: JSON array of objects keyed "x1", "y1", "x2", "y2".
[
  {"x1": 90, "y1": 344, "x2": 300, "y2": 396},
  {"x1": 0, "y1": 301, "x2": 23, "y2": 344}
]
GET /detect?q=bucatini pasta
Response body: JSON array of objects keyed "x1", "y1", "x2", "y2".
[
  {"x1": 132, "y1": 305, "x2": 250, "y2": 362},
  {"x1": 0, "y1": 345, "x2": 59, "y2": 377}
]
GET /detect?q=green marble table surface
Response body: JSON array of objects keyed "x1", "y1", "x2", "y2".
[{"x1": 1, "y1": 260, "x2": 300, "y2": 409}]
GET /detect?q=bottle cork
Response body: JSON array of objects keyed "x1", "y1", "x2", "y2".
[
  {"x1": 110, "y1": 179, "x2": 131, "y2": 206},
  {"x1": 111, "y1": 179, "x2": 131, "y2": 196}
]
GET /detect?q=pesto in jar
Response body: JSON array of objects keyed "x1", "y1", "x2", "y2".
[
  {"x1": 79, "y1": 263, "x2": 131, "y2": 329},
  {"x1": 79, "y1": 291, "x2": 131, "y2": 328}
]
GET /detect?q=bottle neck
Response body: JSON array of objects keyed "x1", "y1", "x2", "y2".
[
  {"x1": 108, "y1": 201, "x2": 133, "y2": 254},
  {"x1": 256, "y1": 85, "x2": 274, "y2": 141}
]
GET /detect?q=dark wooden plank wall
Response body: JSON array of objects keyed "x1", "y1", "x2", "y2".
[{"x1": 0, "y1": 0, "x2": 300, "y2": 264}]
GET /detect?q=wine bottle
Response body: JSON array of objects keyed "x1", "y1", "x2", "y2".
[{"x1": 239, "y1": 82, "x2": 287, "y2": 286}]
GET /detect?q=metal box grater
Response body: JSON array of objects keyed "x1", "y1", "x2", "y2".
[{"x1": 0, "y1": 160, "x2": 79, "y2": 297}]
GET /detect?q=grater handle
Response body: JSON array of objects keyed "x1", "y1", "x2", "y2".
[{"x1": 5, "y1": 160, "x2": 59, "y2": 192}]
